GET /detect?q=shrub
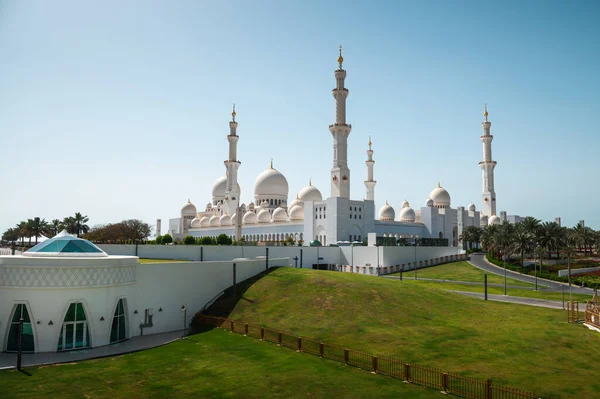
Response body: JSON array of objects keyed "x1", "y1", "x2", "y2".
[
  {"x1": 155, "y1": 235, "x2": 163, "y2": 245},
  {"x1": 183, "y1": 235, "x2": 196, "y2": 245},
  {"x1": 216, "y1": 233, "x2": 232, "y2": 246},
  {"x1": 199, "y1": 236, "x2": 213, "y2": 245},
  {"x1": 162, "y1": 234, "x2": 173, "y2": 244}
]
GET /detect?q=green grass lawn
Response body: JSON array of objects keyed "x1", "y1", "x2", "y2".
[
  {"x1": 402, "y1": 279, "x2": 593, "y2": 303},
  {"x1": 138, "y1": 258, "x2": 187, "y2": 264},
  {"x1": 206, "y1": 267, "x2": 600, "y2": 399},
  {"x1": 388, "y1": 261, "x2": 534, "y2": 287},
  {"x1": 0, "y1": 328, "x2": 439, "y2": 399}
]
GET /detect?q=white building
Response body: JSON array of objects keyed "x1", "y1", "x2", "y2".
[{"x1": 169, "y1": 48, "x2": 481, "y2": 247}]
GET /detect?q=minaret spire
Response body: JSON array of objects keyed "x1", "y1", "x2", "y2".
[
  {"x1": 329, "y1": 45, "x2": 352, "y2": 198},
  {"x1": 224, "y1": 106, "x2": 242, "y2": 239},
  {"x1": 364, "y1": 135, "x2": 376, "y2": 201},
  {"x1": 479, "y1": 104, "x2": 497, "y2": 220}
]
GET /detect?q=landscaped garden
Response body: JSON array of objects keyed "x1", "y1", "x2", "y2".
[
  {"x1": 0, "y1": 328, "x2": 439, "y2": 399},
  {"x1": 202, "y1": 267, "x2": 600, "y2": 398}
]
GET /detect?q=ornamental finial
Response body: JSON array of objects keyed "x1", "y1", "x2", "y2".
[
  {"x1": 437, "y1": 181, "x2": 441, "y2": 188},
  {"x1": 309, "y1": 178, "x2": 312, "y2": 186},
  {"x1": 337, "y1": 45, "x2": 343, "y2": 69},
  {"x1": 232, "y1": 103, "x2": 236, "y2": 121},
  {"x1": 368, "y1": 135, "x2": 372, "y2": 150},
  {"x1": 484, "y1": 103, "x2": 488, "y2": 122},
  {"x1": 270, "y1": 158, "x2": 273, "y2": 169}
]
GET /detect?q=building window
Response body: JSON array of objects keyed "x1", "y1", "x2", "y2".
[
  {"x1": 349, "y1": 215, "x2": 352, "y2": 219},
  {"x1": 6, "y1": 304, "x2": 35, "y2": 352},
  {"x1": 58, "y1": 302, "x2": 90, "y2": 351},
  {"x1": 110, "y1": 299, "x2": 127, "y2": 344},
  {"x1": 315, "y1": 215, "x2": 318, "y2": 220},
  {"x1": 354, "y1": 215, "x2": 357, "y2": 219},
  {"x1": 349, "y1": 207, "x2": 352, "y2": 211},
  {"x1": 359, "y1": 215, "x2": 361, "y2": 219}
]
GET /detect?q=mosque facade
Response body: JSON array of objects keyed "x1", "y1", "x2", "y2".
[{"x1": 168, "y1": 48, "x2": 500, "y2": 247}]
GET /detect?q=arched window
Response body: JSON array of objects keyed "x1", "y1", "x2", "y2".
[
  {"x1": 58, "y1": 302, "x2": 90, "y2": 351},
  {"x1": 6, "y1": 304, "x2": 35, "y2": 352},
  {"x1": 110, "y1": 299, "x2": 127, "y2": 344}
]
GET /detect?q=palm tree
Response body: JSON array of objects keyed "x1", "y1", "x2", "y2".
[
  {"x1": 496, "y1": 221, "x2": 516, "y2": 260},
  {"x1": 481, "y1": 224, "x2": 501, "y2": 258},
  {"x1": 28, "y1": 217, "x2": 49, "y2": 244},
  {"x1": 50, "y1": 219, "x2": 62, "y2": 236},
  {"x1": 16, "y1": 221, "x2": 29, "y2": 246},
  {"x1": 62, "y1": 217, "x2": 77, "y2": 235},
  {"x1": 561, "y1": 229, "x2": 578, "y2": 302},
  {"x1": 513, "y1": 223, "x2": 533, "y2": 267},
  {"x1": 73, "y1": 212, "x2": 90, "y2": 237},
  {"x1": 572, "y1": 223, "x2": 594, "y2": 256},
  {"x1": 538, "y1": 222, "x2": 564, "y2": 259},
  {"x1": 1, "y1": 228, "x2": 19, "y2": 245}
]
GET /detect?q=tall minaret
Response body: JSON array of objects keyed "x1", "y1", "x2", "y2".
[
  {"x1": 364, "y1": 135, "x2": 376, "y2": 201},
  {"x1": 479, "y1": 104, "x2": 497, "y2": 218},
  {"x1": 329, "y1": 45, "x2": 352, "y2": 198},
  {"x1": 224, "y1": 105, "x2": 242, "y2": 239}
]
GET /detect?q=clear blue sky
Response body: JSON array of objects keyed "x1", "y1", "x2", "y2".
[{"x1": 1, "y1": 0, "x2": 599, "y2": 234}]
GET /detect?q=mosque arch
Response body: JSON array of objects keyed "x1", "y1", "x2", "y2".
[{"x1": 109, "y1": 298, "x2": 128, "y2": 344}]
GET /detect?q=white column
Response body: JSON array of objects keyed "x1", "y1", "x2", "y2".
[
  {"x1": 479, "y1": 105, "x2": 497, "y2": 218},
  {"x1": 329, "y1": 46, "x2": 352, "y2": 198},
  {"x1": 224, "y1": 105, "x2": 242, "y2": 240}
]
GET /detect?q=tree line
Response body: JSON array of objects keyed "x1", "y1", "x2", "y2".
[
  {"x1": 460, "y1": 217, "x2": 599, "y2": 266},
  {"x1": 1, "y1": 213, "x2": 90, "y2": 246}
]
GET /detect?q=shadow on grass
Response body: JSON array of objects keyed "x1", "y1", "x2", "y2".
[
  {"x1": 18, "y1": 369, "x2": 32, "y2": 377},
  {"x1": 190, "y1": 267, "x2": 281, "y2": 333}
]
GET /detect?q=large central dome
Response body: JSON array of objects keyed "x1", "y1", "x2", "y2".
[
  {"x1": 428, "y1": 182, "x2": 451, "y2": 208},
  {"x1": 254, "y1": 164, "x2": 289, "y2": 199},
  {"x1": 212, "y1": 176, "x2": 241, "y2": 203}
]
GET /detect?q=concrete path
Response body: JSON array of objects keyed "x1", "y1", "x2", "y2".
[
  {"x1": 468, "y1": 253, "x2": 594, "y2": 295},
  {"x1": 380, "y1": 275, "x2": 540, "y2": 290},
  {"x1": 447, "y1": 290, "x2": 565, "y2": 310},
  {"x1": 0, "y1": 330, "x2": 182, "y2": 370}
]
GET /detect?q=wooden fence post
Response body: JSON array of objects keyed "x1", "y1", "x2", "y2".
[
  {"x1": 319, "y1": 343, "x2": 324, "y2": 357},
  {"x1": 244, "y1": 323, "x2": 248, "y2": 336},
  {"x1": 277, "y1": 332, "x2": 282, "y2": 346},
  {"x1": 372, "y1": 356, "x2": 378, "y2": 374},
  {"x1": 442, "y1": 373, "x2": 448, "y2": 393},
  {"x1": 261, "y1": 327, "x2": 264, "y2": 341},
  {"x1": 297, "y1": 337, "x2": 302, "y2": 352},
  {"x1": 486, "y1": 379, "x2": 492, "y2": 399},
  {"x1": 404, "y1": 364, "x2": 411, "y2": 382},
  {"x1": 344, "y1": 349, "x2": 349, "y2": 365},
  {"x1": 230, "y1": 321, "x2": 234, "y2": 332}
]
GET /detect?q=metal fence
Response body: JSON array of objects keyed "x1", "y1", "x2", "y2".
[{"x1": 196, "y1": 315, "x2": 541, "y2": 399}]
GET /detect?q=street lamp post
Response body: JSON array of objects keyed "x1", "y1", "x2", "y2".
[
  {"x1": 535, "y1": 245, "x2": 539, "y2": 291},
  {"x1": 375, "y1": 244, "x2": 379, "y2": 275},
  {"x1": 502, "y1": 253, "x2": 507, "y2": 295},
  {"x1": 181, "y1": 305, "x2": 187, "y2": 339},
  {"x1": 351, "y1": 243, "x2": 354, "y2": 273},
  {"x1": 293, "y1": 256, "x2": 298, "y2": 268},
  {"x1": 414, "y1": 239, "x2": 418, "y2": 280}
]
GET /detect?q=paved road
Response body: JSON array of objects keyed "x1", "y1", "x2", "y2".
[
  {"x1": 446, "y1": 290, "x2": 564, "y2": 309},
  {"x1": 0, "y1": 330, "x2": 182, "y2": 370},
  {"x1": 468, "y1": 252, "x2": 594, "y2": 296}
]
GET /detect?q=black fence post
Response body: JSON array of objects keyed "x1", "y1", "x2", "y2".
[
  {"x1": 300, "y1": 249, "x2": 303, "y2": 269},
  {"x1": 266, "y1": 248, "x2": 269, "y2": 271},
  {"x1": 233, "y1": 263, "x2": 237, "y2": 298},
  {"x1": 17, "y1": 318, "x2": 23, "y2": 371},
  {"x1": 484, "y1": 274, "x2": 488, "y2": 301},
  {"x1": 200, "y1": 246, "x2": 203, "y2": 262}
]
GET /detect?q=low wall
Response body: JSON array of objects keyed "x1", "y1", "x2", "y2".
[{"x1": 558, "y1": 266, "x2": 600, "y2": 277}]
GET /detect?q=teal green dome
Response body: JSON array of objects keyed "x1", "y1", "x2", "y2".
[{"x1": 24, "y1": 230, "x2": 107, "y2": 257}]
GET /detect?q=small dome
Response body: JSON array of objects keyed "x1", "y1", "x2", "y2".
[
  {"x1": 426, "y1": 197, "x2": 434, "y2": 207},
  {"x1": 254, "y1": 205, "x2": 263, "y2": 214},
  {"x1": 231, "y1": 213, "x2": 237, "y2": 223},
  {"x1": 181, "y1": 199, "x2": 197, "y2": 216},
  {"x1": 212, "y1": 176, "x2": 241, "y2": 202},
  {"x1": 200, "y1": 216, "x2": 210, "y2": 227},
  {"x1": 401, "y1": 200, "x2": 410, "y2": 209},
  {"x1": 468, "y1": 202, "x2": 476, "y2": 212},
  {"x1": 247, "y1": 202, "x2": 255, "y2": 210},
  {"x1": 257, "y1": 209, "x2": 271, "y2": 223},
  {"x1": 428, "y1": 183, "x2": 451, "y2": 208},
  {"x1": 488, "y1": 215, "x2": 501, "y2": 225},
  {"x1": 260, "y1": 200, "x2": 270, "y2": 208},
  {"x1": 272, "y1": 207, "x2": 287, "y2": 223},
  {"x1": 399, "y1": 206, "x2": 416, "y2": 223},
  {"x1": 209, "y1": 215, "x2": 220, "y2": 227},
  {"x1": 289, "y1": 204, "x2": 304, "y2": 221},
  {"x1": 243, "y1": 211, "x2": 257, "y2": 224},
  {"x1": 480, "y1": 215, "x2": 489, "y2": 227},
  {"x1": 379, "y1": 201, "x2": 395, "y2": 222},
  {"x1": 190, "y1": 217, "x2": 202, "y2": 228},
  {"x1": 289, "y1": 195, "x2": 303, "y2": 209},
  {"x1": 297, "y1": 181, "x2": 322, "y2": 202},
  {"x1": 254, "y1": 166, "x2": 289, "y2": 199},
  {"x1": 220, "y1": 214, "x2": 232, "y2": 226}
]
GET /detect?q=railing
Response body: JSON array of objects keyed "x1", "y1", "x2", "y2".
[
  {"x1": 195, "y1": 315, "x2": 541, "y2": 399},
  {"x1": 585, "y1": 294, "x2": 600, "y2": 329}
]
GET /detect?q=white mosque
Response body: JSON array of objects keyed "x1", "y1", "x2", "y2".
[{"x1": 168, "y1": 48, "x2": 511, "y2": 247}]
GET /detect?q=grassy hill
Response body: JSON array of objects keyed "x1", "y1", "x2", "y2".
[
  {"x1": 206, "y1": 267, "x2": 600, "y2": 398},
  {"x1": 0, "y1": 328, "x2": 439, "y2": 398}
]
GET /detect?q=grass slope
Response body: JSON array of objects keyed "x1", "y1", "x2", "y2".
[
  {"x1": 207, "y1": 267, "x2": 600, "y2": 399},
  {"x1": 389, "y1": 261, "x2": 533, "y2": 287},
  {"x1": 0, "y1": 328, "x2": 439, "y2": 399}
]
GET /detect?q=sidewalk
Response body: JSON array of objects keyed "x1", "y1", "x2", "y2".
[
  {"x1": 447, "y1": 290, "x2": 564, "y2": 309},
  {"x1": 0, "y1": 330, "x2": 182, "y2": 370}
]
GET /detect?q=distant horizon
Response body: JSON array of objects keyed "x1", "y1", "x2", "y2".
[{"x1": 1, "y1": 1, "x2": 598, "y2": 233}]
